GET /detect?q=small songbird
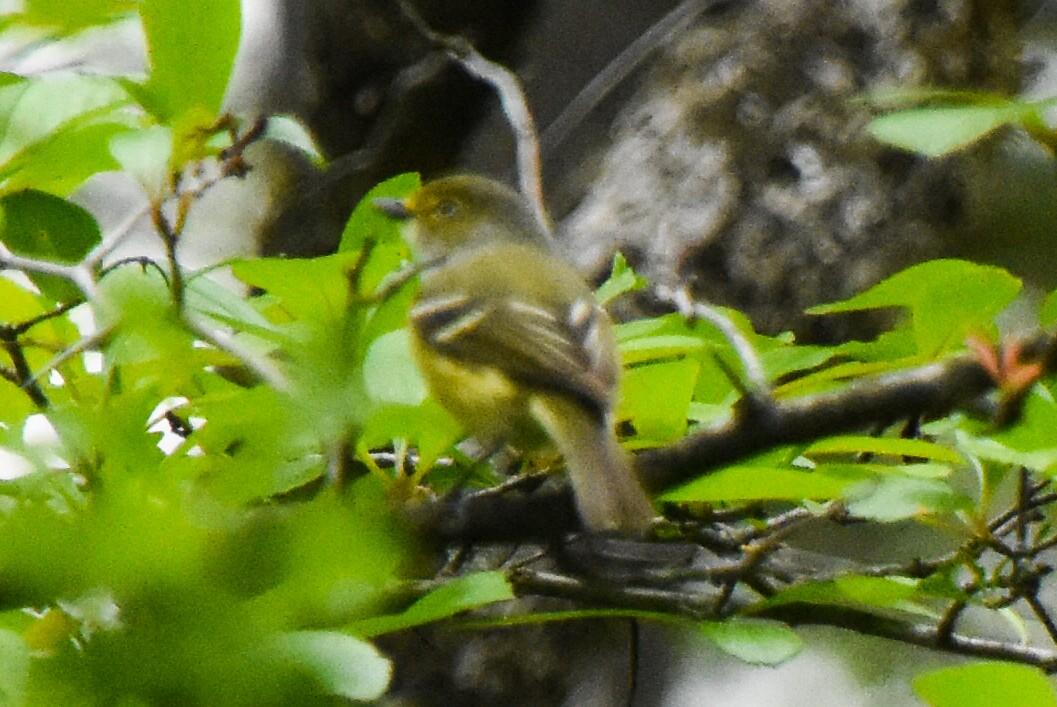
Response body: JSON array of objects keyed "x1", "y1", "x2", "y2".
[{"x1": 374, "y1": 175, "x2": 654, "y2": 535}]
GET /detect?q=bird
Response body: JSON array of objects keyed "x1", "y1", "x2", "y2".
[{"x1": 374, "y1": 175, "x2": 654, "y2": 535}]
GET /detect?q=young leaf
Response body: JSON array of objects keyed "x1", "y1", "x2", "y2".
[
  {"x1": 139, "y1": 0, "x2": 241, "y2": 120},
  {"x1": 914, "y1": 662, "x2": 1057, "y2": 707},
  {"x1": 0, "y1": 190, "x2": 100, "y2": 301},
  {"x1": 663, "y1": 465, "x2": 865, "y2": 503},
  {"x1": 266, "y1": 630, "x2": 392, "y2": 701},
  {"x1": 0, "y1": 629, "x2": 28, "y2": 703},
  {"x1": 1042, "y1": 285, "x2": 1057, "y2": 329},
  {"x1": 698, "y1": 618, "x2": 803, "y2": 666},
  {"x1": 595, "y1": 252, "x2": 646, "y2": 305},
  {"x1": 809, "y1": 260, "x2": 1020, "y2": 357},
  {"x1": 619, "y1": 358, "x2": 698, "y2": 445},
  {"x1": 340, "y1": 172, "x2": 421, "y2": 253},
  {"x1": 362, "y1": 328, "x2": 426, "y2": 406},
  {"x1": 868, "y1": 101, "x2": 1038, "y2": 157},
  {"x1": 347, "y1": 571, "x2": 514, "y2": 638},
  {"x1": 15, "y1": 0, "x2": 135, "y2": 33},
  {"x1": 0, "y1": 74, "x2": 130, "y2": 168},
  {"x1": 804, "y1": 436, "x2": 964, "y2": 465},
  {"x1": 846, "y1": 476, "x2": 967, "y2": 522}
]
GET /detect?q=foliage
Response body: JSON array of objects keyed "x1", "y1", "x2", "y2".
[{"x1": 0, "y1": 3, "x2": 1055, "y2": 705}]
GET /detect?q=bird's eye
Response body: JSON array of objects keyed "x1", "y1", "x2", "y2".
[{"x1": 436, "y1": 200, "x2": 458, "y2": 217}]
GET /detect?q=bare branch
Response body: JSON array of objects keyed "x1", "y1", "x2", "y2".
[{"x1": 394, "y1": 0, "x2": 550, "y2": 236}]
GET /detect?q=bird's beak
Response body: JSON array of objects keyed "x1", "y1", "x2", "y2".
[{"x1": 373, "y1": 197, "x2": 413, "y2": 220}]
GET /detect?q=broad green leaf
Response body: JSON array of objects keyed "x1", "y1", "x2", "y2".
[
  {"x1": 0, "y1": 74, "x2": 130, "y2": 168},
  {"x1": 1, "y1": 120, "x2": 132, "y2": 197},
  {"x1": 619, "y1": 358, "x2": 698, "y2": 444},
  {"x1": 139, "y1": 0, "x2": 241, "y2": 120},
  {"x1": 914, "y1": 662, "x2": 1057, "y2": 707},
  {"x1": 17, "y1": 0, "x2": 135, "y2": 32},
  {"x1": 187, "y1": 385, "x2": 322, "y2": 503},
  {"x1": 348, "y1": 571, "x2": 514, "y2": 638},
  {"x1": 833, "y1": 575, "x2": 920, "y2": 607},
  {"x1": 363, "y1": 328, "x2": 426, "y2": 405},
  {"x1": 809, "y1": 260, "x2": 1020, "y2": 357},
  {"x1": 230, "y1": 252, "x2": 359, "y2": 323},
  {"x1": 93, "y1": 264, "x2": 187, "y2": 363},
  {"x1": 804, "y1": 436, "x2": 964, "y2": 464},
  {"x1": 698, "y1": 619, "x2": 803, "y2": 666},
  {"x1": 186, "y1": 271, "x2": 276, "y2": 334},
  {"x1": 618, "y1": 335, "x2": 707, "y2": 365},
  {"x1": 595, "y1": 252, "x2": 646, "y2": 304},
  {"x1": 959, "y1": 391, "x2": 1057, "y2": 474},
  {"x1": 0, "y1": 275, "x2": 50, "y2": 324},
  {"x1": 753, "y1": 575, "x2": 933, "y2": 618},
  {"x1": 360, "y1": 401, "x2": 462, "y2": 472},
  {"x1": 614, "y1": 315, "x2": 674, "y2": 341},
  {"x1": 846, "y1": 475, "x2": 967, "y2": 522},
  {"x1": 267, "y1": 631, "x2": 392, "y2": 701},
  {"x1": 760, "y1": 344, "x2": 836, "y2": 381},
  {"x1": 0, "y1": 629, "x2": 29, "y2": 704},
  {"x1": 340, "y1": 172, "x2": 420, "y2": 253},
  {"x1": 109, "y1": 125, "x2": 173, "y2": 198},
  {"x1": 868, "y1": 102, "x2": 1039, "y2": 157},
  {"x1": 663, "y1": 465, "x2": 864, "y2": 503},
  {"x1": 0, "y1": 190, "x2": 101, "y2": 301}
]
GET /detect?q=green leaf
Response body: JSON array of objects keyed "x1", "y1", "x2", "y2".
[
  {"x1": 340, "y1": 172, "x2": 420, "y2": 253},
  {"x1": 959, "y1": 391, "x2": 1057, "y2": 474},
  {"x1": 619, "y1": 358, "x2": 698, "y2": 445},
  {"x1": 230, "y1": 252, "x2": 359, "y2": 322},
  {"x1": 867, "y1": 101, "x2": 1040, "y2": 157},
  {"x1": 348, "y1": 571, "x2": 514, "y2": 638},
  {"x1": 698, "y1": 618, "x2": 803, "y2": 666},
  {"x1": 1, "y1": 120, "x2": 132, "y2": 197},
  {"x1": 760, "y1": 344, "x2": 836, "y2": 381},
  {"x1": 264, "y1": 115, "x2": 325, "y2": 166},
  {"x1": 753, "y1": 575, "x2": 933, "y2": 618},
  {"x1": 846, "y1": 475, "x2": 967, "y2": 522},
  {"x1": 618, "y1": 334, "x2": 707, "y2": 365},
  {"x1": 1041, "y1": 286, "x2": 1057, "y2": 329},
  {"x1": 595, "y1": 252, "x2": 646, "y2": 305},
  {"x1": 804, "y1": 436, "x2": 964, "y2": 464},
  {"x1": 0, "y1": 275, "x2": 52, "y2": 324},
  {"x1": 109, "y1": 125, "x2": 174, "y2": 199},
  {"x1": 139, "y1": 0, "x2": 241, "y2": 119},
  {"x1": 363, "y1": 328, "x2": 426, "y2": 405},
  {"x1": 663, "y1": 465, "x2": 864, "y2": 503},
  {"x1": 16, "y1": 0, "x2": 135, "y2": 33},
  {"x1": 809, "y1": 260, "x2": 1020, "y2": 357},
  {"x1": 0, "y1": 73, "x2": 130, "y2": 169},
  {"x1": 0, "y1": 629, "x2": 29, "y2": 704},
  {"x1": 0, "y1": 190, "x2": 101, "y2": 301},
  {"x1": 833, "y1": 575, "x2": 921, "y2": 607},
  {"x1": 361, "y1": 401, "x2": 462, "y2": 472},
  {"x1": 914, "y1": 662, "x2": 1057, "y2": 707},
  {"x1": 267, "y1": 631, "x2": 392, "y2": 701}
]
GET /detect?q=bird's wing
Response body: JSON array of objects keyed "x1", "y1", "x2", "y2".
[{"x1": 410, "y1": 289, "x2": 616, "y2": 415}]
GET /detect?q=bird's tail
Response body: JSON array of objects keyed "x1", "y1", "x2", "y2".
[{"x1": 530, "y1": 394, "x2": 654, "y2": 536}]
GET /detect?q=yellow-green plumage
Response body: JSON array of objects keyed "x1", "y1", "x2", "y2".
[{"x1": 376, "y1": 175, "x2": 653, "y2": 535}]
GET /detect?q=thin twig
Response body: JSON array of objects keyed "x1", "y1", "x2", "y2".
[
  {"x1": 1026, "y1": 594, "x2": 1057, "y2": 647},
  {"x1": 185, "y1": 317, "x2": 290, "y2": 393},
  {"x1": 394, "y1": 0, "x2": 550, "y2": 236},
  {"x1": 0, "y1": 242, "x2": 97, "y2": 299},
  {"x1": 22, "y1": 325, "x2": 114, "y2": 394},
  {"x1": 541, "y1": 0, "x2": 725, "y2": 157},
  {"x1": 0, "y1": 330, "x2": 49, "y2": 408},
  {"x1": 654, "y1": 284, "x2": 769, "y2": 394}
]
